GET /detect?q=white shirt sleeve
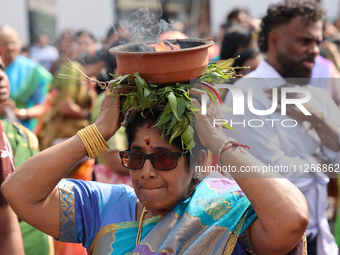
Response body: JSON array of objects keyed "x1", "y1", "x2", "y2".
[{"x1": 223, "y1": 86, "x2": 327, "y2": 191}]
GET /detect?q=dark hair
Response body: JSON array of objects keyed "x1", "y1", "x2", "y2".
[
  {"x1": 106, "y1": 26, "x2": 116, "y2": 38},
  {"x1": 125, "y1": 109, "x2": 207, "y2": 169},
  {"x1": 220, "y1": 25, "x2": 252, "y2": 60},
  {"x1": 233, "y1": 47, "x2": 261, "y2": 74},
  {"x1": 106, "y1": 23, "x2": 124, "y2": 38},
  {"x1": 75, "y1": 30, "x2": 96, "y2": 42},
  {"x1": 77, "y1": 49, "x2": 108, "y2": 66},
  {"x1": 258, "y1": 0, "x2": 324, "y2": 53},
  {"x1": 227, "y1": 8, "x2": 249, "y2": 23},
  {"x1": 55, "y1": 29, "x2": 75, "y2": 45}
]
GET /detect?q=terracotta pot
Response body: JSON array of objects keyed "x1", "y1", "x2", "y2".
[{"x1": 109, "y1": 39, "x2": 214, "y2": 84}]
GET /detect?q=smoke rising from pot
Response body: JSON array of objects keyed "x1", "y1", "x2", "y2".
[{"x1": 118, "y1": 0, "x2": 177, "y2": 44}]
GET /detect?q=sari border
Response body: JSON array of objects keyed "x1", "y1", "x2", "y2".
[
  {"x1": 58, "y1": 179, "x2": 75, "y2": 242},
  {"x1": 138, "y1": 242, "x2": 171, "y2": 255},
  {"x1": 88, "y1": 215, "x2": 161, "y2": 253},
  {"x1": 223, "y1": 210, "x2": 248, "y2": 255}
]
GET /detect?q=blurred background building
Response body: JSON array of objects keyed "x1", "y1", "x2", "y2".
[{"x1": 1, "y1": 0, "x2": 339, "y2": 46}]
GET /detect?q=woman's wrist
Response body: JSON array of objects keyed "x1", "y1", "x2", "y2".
[
  {"x1": 77, "y1": 124, "x2": 110, "y2": 159},
  {"x1": 206, "y1": 131, "x2": 230, "y2": 156},
  {"x1": 94, "y1": 121, "x2": 119, "y2": 141},
  {"x1": 309, "y1": 112, "x2": 324, "y2": 129},
  {"x1": 14, "y1": 108, "x2": 29, "y2": 120}
]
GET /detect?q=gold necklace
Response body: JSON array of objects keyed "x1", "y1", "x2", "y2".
[{"x1": 136, "y1": 207, "x2": 148, "y2": 246}]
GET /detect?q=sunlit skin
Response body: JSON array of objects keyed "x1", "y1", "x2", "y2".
[
  {"x1": 76, "y1": 34, "x2": 96, "y2": 56},
  {"x1": 58, "y1": 31, "x2": 74, "y2": 54},
  {"x1": 0, "y1": 27, "x2": 22, "y2": 66},
  {"x1": 131, "y1": 125, "x2": 192, "y2": 219}
]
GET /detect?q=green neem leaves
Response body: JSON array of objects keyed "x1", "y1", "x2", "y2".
[
  {"x1": 108, "y1": 64, "x2": 236, "y2": 152},
  {"x1": 168, "y1": 92, "x2": 179, "y2": 120},
  {"x1": 222, "y1": 121, "x2": 236, "y2": 131}
]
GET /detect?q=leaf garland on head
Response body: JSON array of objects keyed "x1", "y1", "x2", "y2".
[
  {"x1": 104, "y1": 62, "x2": 240, "y2": 153},
  {"x1": 108, "y1": 73, "x2": 193, "y2": 150},
  {"x1": 57, "y1": 58, "x2": 244, "y2": 153}
]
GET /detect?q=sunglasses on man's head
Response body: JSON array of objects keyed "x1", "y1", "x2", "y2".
[{"x1": 119, "y1": 150, "x2": 183, "y2": 171}]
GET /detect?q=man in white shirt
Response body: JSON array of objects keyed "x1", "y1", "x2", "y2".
[
  {"x1": 223, "y1": 1, "x2": 339, "y2": 254},
  {"x1": 29, "y1": 34, "x2": 59, "y2": 71}
]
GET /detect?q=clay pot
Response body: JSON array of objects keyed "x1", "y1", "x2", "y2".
[{"x1": 109, "y1": 39, "x2": 214, "y2": 84}]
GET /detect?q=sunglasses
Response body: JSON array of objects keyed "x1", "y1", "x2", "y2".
[{"x1": 119, "y1": 150, "x2": 183, "y2": 171}]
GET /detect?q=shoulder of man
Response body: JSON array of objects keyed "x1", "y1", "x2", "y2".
[{"x1": 306, "y1": 84, "x2": 329, "y2": 95}]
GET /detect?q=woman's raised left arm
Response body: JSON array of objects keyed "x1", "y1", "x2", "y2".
[{"x1": 190, "y1": 87, "x2": 308, "y2": 255}]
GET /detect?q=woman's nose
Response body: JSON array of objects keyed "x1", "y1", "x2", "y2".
[{"x1": 141, "y1": 159, "x2": 157, "y2": 180}]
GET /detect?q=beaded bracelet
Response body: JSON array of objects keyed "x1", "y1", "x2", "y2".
[{"x1": 77, "y1": 124, "x2": 110, "y2": 159}]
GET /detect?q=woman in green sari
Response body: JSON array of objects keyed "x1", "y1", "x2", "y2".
[{"x1": 2, "y1": 86, "x2": 308, "y2": 254}]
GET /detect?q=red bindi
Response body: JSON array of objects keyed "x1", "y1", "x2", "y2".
[{"x1": 144, "y1": 137, "x2": 152, "y2": 146}]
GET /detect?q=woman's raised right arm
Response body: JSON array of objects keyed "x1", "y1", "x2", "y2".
[
  {"x1": 1, "y1": 135, "x2": 87, "y2": 239},
  {"x1": 1, "y1": 92, "x2": 123, "y2": 239}
]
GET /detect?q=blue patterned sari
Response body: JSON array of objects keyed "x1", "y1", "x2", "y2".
[
  {"x1": 57, "y1": 176, "x2": 306, "y2": 255},
  {"x1": 5, "y1": 55, "x2": 52, "y2": 131}
]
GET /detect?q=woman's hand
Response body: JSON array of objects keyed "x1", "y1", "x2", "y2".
[
  {"x1": 191, "y1": 85, "x2": 308, "y2": 255},
  {"x1": 95, "y1": 86, "x2": 131, "y2": 141},
  {"x1": 190, "y1": 84, "x2": 228, "y2": 154}
]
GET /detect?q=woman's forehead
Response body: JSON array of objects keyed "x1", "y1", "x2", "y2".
[
  {"x1": 132, "y1": 125, "x2": 181, "y2": 151},
  {"x1": 134, "y1": 126, "x2": 167, "y2": 144}
]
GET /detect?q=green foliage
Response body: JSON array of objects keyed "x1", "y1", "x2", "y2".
[{"x1": 108, "y1": 64, "x2": 236, "y2": 152}]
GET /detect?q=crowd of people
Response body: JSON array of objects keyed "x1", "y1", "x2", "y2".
[{"x1": 1, "y1": 0, "x2": 340, "y2": 254}]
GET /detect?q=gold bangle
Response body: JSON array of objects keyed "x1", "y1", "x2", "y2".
[
  {"x1": 93, "y1": 124, "x2": 109, "y2": 150},
  {"x1": 82, "y1": 127, "x2": 99, "y2": 156},
  {"x1": 87, "y1": 126, "x2": 106, "y2": 154},
  {"x1": 77, "y1": 124, "x2": 109, "y2": 159},
  {"x1": 87, "y1": 127, "x2": 104, "y2": 154},
  {"x1": 89, "y1": 124, "x2": 109, "y2": 151},
  {"x1": 81, "y1": 129, "x2": 96, "y2": 158},
  {"x1": 77, "y1": 129, "x2": 95, "y2": 158}
]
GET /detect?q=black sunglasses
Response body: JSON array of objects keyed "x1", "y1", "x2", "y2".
[{"x1": 119, "y1": 150, "x2": 183, "y2": 171}]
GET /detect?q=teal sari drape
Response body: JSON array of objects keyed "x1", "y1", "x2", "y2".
[
  {"x1": 5, "y1": 55, "x2": 52, "y2": 130},
  {"x1": 87, "y1": 178, "x2": 256, "y2": 255},
  {"x1": 57, "y1": 177, "x2": 306, "y2": 255}
]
